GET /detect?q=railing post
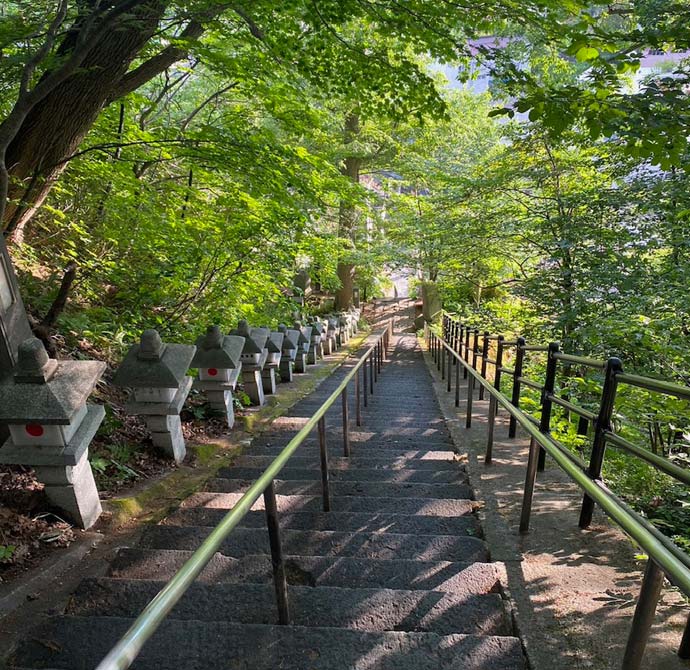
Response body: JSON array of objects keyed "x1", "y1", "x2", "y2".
[
  {"x1": 441, "y1": 337, "x2": 446, "y2": 379},
  {"x1": 579, "y1": 356, "x2": 622, "y2": 529},
  {"x1": 377, "y1": 340, "x2": 382, "y2": 373},
  {"x1": 479, "y1": 331, "x2": 490, "y2": 400},
  {"x1": 485, "y1": 395, "x2": 497, "y2": 465},
  {"x1": 370, "y1": 349, "x2": 375, "y2": 393},
  {"x1": 509, "y1": 337, "x2": 526, "y2": 438},
  {"x1": 318, "y1": 417, "x2": 330, "y2": 512},
  {"x1": 342, "y1": 386, "x2": 350, "y2": 456},
  {"x1": 263, "y1": 480, "x2": 291, "y2": 625},
  {"x1": 437, "y1": 331, "x2": 442, "y2": 370},
  {"x1": 355, "y1": 368, "x2": 362, "y2": 426},
  {"x1": 451, "y1": 320, "x2": 458, "y2": 366},
  {"x1": 447, "y1": 346, "x2": 452, "y2": 393},
  {"x1": 363, "y1": 355, "x2": 368, "y2": 407},
  {"x1": 519, "y1": 437, "x2": 541, "y2": 533},
  {"x1": 463, "y1": 327, "x2": 471, "y2": 378},
  {"x1": 678, "y1": 613, "x2": 690, "y2": 659},
  {"x1": 455, "y1": 353, "x2": 460, "y2": 408},
  {"x1": 457, "y1": 324, "x2": 464, "y2": 358},
  {"x1": 471, "y1": 328, "x2": 479, "y2": 375},
  {"x1": 465, "y1": 368, "x2": 474, "y2": 429},
  {"x1": 536, "y1": 342, "x2": 560, "y2": 472},
  {"x1": 485, "y1": 331, "x2": 505, "y2": 465},
  {"x1": 621, "y1": 559, "x2": 664, "y2": 670}
]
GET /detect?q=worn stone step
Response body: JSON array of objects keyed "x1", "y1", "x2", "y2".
[
  {"x1": 69, "y1": 578, "x2": 511, "y2": 636},
  {"x1": 164, "y1": 508, "x2": 482, "y2": 536},
  {"x1": 205, "y1": 478, "x2": 474, "y2": 500},
  {"x1": 108, "y1": 549, "x2": 504, "y2": 594},
  {"x1": 231, "y1": 453, "x2": 466, "y2": 471},
  {"x1": 182, "y1": 492, "x2": 478, "y2": 516},
  {"x1": 217, "y1": 466, "x2": 469, "y2": 484},
  {"x1": 138, "y1": 525, "x2": 489, "y2": 562},
  {"x1": 245, "y1": 444, "x2": 459, "y2": 458},
  {"x1": 11, "y1": 616, "x2": 526, "y2": 670}
]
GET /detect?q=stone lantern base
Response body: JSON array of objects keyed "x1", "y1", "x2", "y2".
[
  {"x1": 0, "y1": 405, "x2": 105, "y2": 529},
  {"x1": 279, "y1": 359, "x2": 294, "y2": 383},
  {"x1": 241, "y1": 368, "x2": 265, "y2": 406},
  {"x1": 261, "y1": 367, "x2": 277, "y2": 395},
  {"x1": 294, "y1": 353, "x2": 307, "y2": 374}
]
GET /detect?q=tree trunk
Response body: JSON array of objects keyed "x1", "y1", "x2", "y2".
[
  {"x1": 334, "y1": 113, "x2": 361, "y2": 310},
  {"x1": 3, "y1": 0, "x2": 168, "y2": 240}
]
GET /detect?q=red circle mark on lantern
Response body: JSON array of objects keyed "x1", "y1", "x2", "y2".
[
  {"x1": 26, "y1": 424, "x2": 44, "y2": 437},
  {"x1": 208, "y1": 368, "x2": 218, "y2": 376}
]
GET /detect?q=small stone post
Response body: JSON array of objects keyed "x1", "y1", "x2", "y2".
[
  {"x1": 0, "y1": 338, "x2": 106, "y2": 529},
  {"x1": 113, "y1": 330, "x2": 196, "y2": 463},
  {"x1": 191, "y1": 326, "x2": 244, "y2": 428}
]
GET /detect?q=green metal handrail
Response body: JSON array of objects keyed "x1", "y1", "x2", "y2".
[
  {"x1": 428, "y1": 323, "x2": 690, "y2": 670},
  {"x1": 95, "y1": 322, "x2": 392, "y2": 670}
]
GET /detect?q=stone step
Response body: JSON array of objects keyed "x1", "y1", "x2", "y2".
[
  {"x1": 11, "y1": 617, "x2": 526, "y2": 670},
  {"x1": 138, "y1": 526, "x2": 489, "y2": 562},
  {"x1": 182, "y1": 492, "x2": 478, "y2": 516},
  {"x1": 108, "y1": 549, "x2": 504, "y2": 594},
  {"x1": 245, "y1": 444, "x2": 459, "y2": 457},
  {"x1": 163, "y1": 508, "x2": 482, "y2": 536},
  {"x1": 217, "y1": 466, "x2": 469, "y2": 484},
  {"x1": 231, "y1": 453, "x2": 466, "y2": 471},
  {"x1": 205, "y1": 478, "x2": 474, "y2": 500},
  {"x1": 68, "y1": 578, "x2": 511, "y2": 636}
]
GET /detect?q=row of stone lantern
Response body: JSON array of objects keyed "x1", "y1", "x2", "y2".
[{"x1": 0, "y1": 309, "x2": 360, "y2": 530}]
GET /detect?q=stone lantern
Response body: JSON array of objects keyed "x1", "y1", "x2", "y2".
[
  {"x1": 338, "y1": 314, "x2": 350, "y2": 345},
  {"x1": 230, "y1": 320, "x2": 268, "y2": 406},
  {"x1": 112, "y1": 330, "x2": 195, "y2": 463},
  {"x1": 327, "y1": 317, "x2": 339, "y2": 352},
  {"x1": 308, "y1": 320, "x2": 325, "y2": 364},
  {"x1": 0, "y1": 338, "x2": 105, "y2": 529},
  {"x1": 254, "y1": 327, "x2": 282, "y2": 396},
  {"x1": 293, "y1": 321, "x2": 312, "y2": 373},
  {"x1": 277, "y1": 325, "x2": 299, "y2": 382},
  {"x1": 191, "y1": 326, "x2": 244, "y2": 428}
]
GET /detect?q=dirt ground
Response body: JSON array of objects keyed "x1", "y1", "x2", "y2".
[{"x1": 424, "y1": 344, "x2": 690, "y2": 670}]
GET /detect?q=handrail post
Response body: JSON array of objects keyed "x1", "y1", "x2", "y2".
[
  {"x1": 263, "y1": 480, "x2": 291, "y2": 625},
  {"x1": 363, "y1": 354, "x2": 368, "y2": 407},
  {"x1": 471, "y1": 328, "x2": 479, "y2": 375},
  {"x1": 519, "y1": 437, "x2": 541, "y2": 533},
  {"x1": 355, "y1": 368, "x2": 362, "y2": 426},
  {"x1": 486, "y1": 336, "x2": 504, "y2": 464},
  {"x1": 318, "y1": 417, "x2": 330, "y2": 512},
  {"x1": 377, "y1": 340, "x2": 382, "y2": 373},
  {"x1": 455, "y1": 353, "x2": 460, "y2": 408},
  {"x1": 451, "y1": 320, "x2": 458, "y2": 366},
  {"x1": 463, "y1": 327, "x2": 471, "y2": 378},
  {"x1": 479, "y1": 331, "x2": 490, "y2": 400},
  {"x1": 441, "y1": 337, "x2": 446, "y2": 378},
  {"x1": 537, "y1": 342, "x2": 560, "y2": 472},
  {"x1": 677, "y1": 613, "x2": 690, "y2": 659},
  {"x1": 621, "y1": 559, "x2": 664, "y2": 670},
  {"x1": 465, "y1": 368, "x2": 474, "y2": 429},
  {"x1": 447, "y1": 346, "x2": 452, "y2": 392},
  {"x1": 509, "y1": 337, "x2": 526, "y2": 438},
  {"x1": 579, "y1": 356, "x2": 622, "y2": 528},
  {"x1": 342, "y1": 386, "x2": 350, "y2": 457},
  {"x1": 458, "y1": 324, "x2": 464, "y2": 358},
  {"x1": 370, "y1": 350, "x2": 375, "y2": 393}
]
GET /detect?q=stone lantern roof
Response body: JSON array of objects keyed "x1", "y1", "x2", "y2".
[
  {"x1": 269, "y1": 330, "x2": 285, "y2": 351},
  {"x1": 231, "y1": 320, "x2": 266, "y2": 355},
  {"x1": 0, "y1": 338, "x2": 105, "y2": 425},
  {"x1": 277, "y1": 325, "x2": 299, "y2": 352},
  {"x1": 253, "y1": 327, "x2": 280, "y2": 354},
  {"x1": 191, "y1": 326, "x2": 244, "y2": 369},
  {"x1": 294, "y1": 321, "x2": 312, "y2": 344},
  {"x1": 112, "y1": 329, "x2": 196, "y2": 389}
]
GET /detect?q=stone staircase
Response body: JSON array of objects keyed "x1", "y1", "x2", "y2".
[{"x1": 8, "y1": 329, "x2": 526, "y2": 670}]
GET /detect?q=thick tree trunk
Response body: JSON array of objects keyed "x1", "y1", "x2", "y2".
[
  {"x1": 334, "y1": 113, "x2": 361, "y2": 311},
  {"x1": 3, "y1": 0, "x2": 168, "y2": 239}
]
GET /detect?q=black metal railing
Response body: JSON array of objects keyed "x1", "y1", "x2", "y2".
[{"x1": 428, "y1": 313, "x2": 690, "y2": 670}]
